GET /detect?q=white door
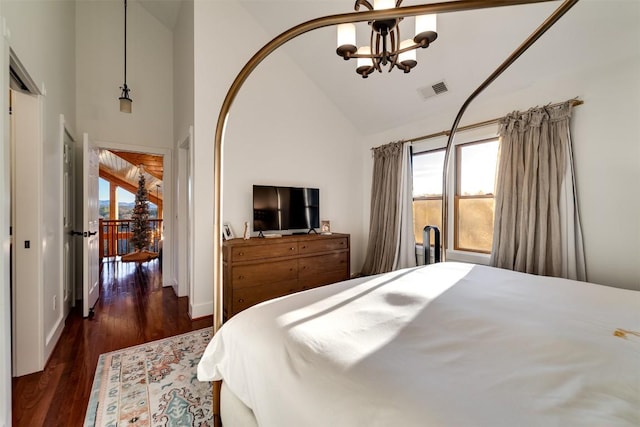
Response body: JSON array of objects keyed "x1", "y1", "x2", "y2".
[
  {"x1": 82, "y1": 133, "x2": 99, "y2": 317},
  {"x1": 62, "y1": 119, "x2": 75, "y2": 314}
]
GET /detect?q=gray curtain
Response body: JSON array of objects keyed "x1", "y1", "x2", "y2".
[
  {"x1": 490, "y1": 101, "x2": 586, "y2": 280},
  {"x1": 361, "y1": 141, "x2": 416, "y2": 275}
]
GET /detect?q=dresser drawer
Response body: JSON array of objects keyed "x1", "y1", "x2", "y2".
[
  {"x1": 298, "y1": 237, "x2": 348, "y2": 255},
  {"x1": 231, "y1": 241, "x2": 298, "y2": 262},
  {"x1": 232, "y1": 259, "x2": 298, "y2": 289},
  {"x1": 232, "y1": 280, "x2": 301, "y2": 315},
  {"x1": 301, "y1": 270, "x2": 349, "y2": 289},
  {"x1": 299, "y1": 252, "x2": 348, "y2": 277}
]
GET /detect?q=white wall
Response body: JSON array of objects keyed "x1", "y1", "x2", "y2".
[
  {"x1": 173, "y1": 0, "x2": 193, "y2": 146},
  {"x1": 193, "y1": 0, "x2": 361, "y2": 318},
  {"x1": 76, "y1": 0, "x2": 173, "y2": 149},
  {"x1": 173, "y1": 0, "x2": 194, "y2": 298},
  {"x1": 76, "y1": 0, "x2": 176, "y2": 287},
  {"x1": 2, "y1": 0, "x2": 76, "y2": 374},
  {"x1": 360, "y1": 54, "x2": 640, "y2": 291}
]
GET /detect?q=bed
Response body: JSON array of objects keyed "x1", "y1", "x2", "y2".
[{"x1": 197, "y1": 262, "x2": 640, "y2": 426}]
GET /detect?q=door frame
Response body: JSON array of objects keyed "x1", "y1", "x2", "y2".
[
  {"x1": 95, "y1": 140, "x2": 174, "y2": 289},
  {"x1": 178, "y1": 126, "x2": 194, "y2": 299}
]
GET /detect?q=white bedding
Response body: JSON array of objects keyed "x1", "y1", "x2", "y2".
[{"x1": 198, "y1": 262, "x2": 640, "y2": 426}]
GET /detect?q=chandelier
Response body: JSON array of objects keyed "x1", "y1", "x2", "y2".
[{"x1": 336, "y1": 0, "x2": 437, "y2": 78}]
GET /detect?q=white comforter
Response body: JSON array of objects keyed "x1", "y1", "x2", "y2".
[{"x1": 198, "y1": 262, "x2": 640, "y2": 426}]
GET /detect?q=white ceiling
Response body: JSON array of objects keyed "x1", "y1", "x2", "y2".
[
  {"x1": 235, "y1": 0, "x2": 639, "y2": 135},
  {"x1": 139, "y1": 0, "x2": 639, "y2": 135}
]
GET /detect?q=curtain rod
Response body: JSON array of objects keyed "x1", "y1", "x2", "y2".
[{"x1": 404, "y1": 98, "x2": 583, "y2": 144}]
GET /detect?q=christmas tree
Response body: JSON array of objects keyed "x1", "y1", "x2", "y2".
[{"x1": 130, "y1": 167, "x2": 151, "y2": 252}]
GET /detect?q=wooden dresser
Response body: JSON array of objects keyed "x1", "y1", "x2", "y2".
[{"x1": 222, "y1": 233, "x2": 350, "y2": 320}]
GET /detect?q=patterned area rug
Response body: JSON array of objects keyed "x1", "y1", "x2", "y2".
[{"x1": 84, "y1": 328, "x2": 214, "y2": 426}]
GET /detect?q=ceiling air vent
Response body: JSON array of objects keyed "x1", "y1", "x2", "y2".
[{"x1": 418, "y1": 80, "x2": 449, "y2": 101}]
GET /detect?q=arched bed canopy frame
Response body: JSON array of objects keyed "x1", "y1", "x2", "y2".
[{"x1": 211, "y1": 0, "x2": 578, "y2": 422}]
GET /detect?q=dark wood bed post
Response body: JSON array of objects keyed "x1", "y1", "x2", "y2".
[
  {"x1": 213, "y1": 380, "x2": 222, "y2": 427},
  {"x1": 210, "y1": 1, "x2": 577, "y2": 425}
]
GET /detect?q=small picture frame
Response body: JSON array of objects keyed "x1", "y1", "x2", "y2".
[
  {"x1": 321, "y1": 220, "x2": 331, "y2": 234},
  {"x1": 223, "y1": 223, "x2": 235, "y2": 240}
]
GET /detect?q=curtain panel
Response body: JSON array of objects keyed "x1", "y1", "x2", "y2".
[
  {"x1": 490, "y1": 101, "x2": 586, "y2": 281},
  {"x1": 361, "y1": 141, "x2": 416, "y2": 276}
]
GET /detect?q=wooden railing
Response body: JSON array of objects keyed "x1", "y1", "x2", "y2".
[{"x1": 100, "y1": 219, "x2": 163, "y2": 260}]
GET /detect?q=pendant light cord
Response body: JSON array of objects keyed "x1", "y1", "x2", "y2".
[{"x1": 124, "y1": 0, "x2": 127, "y2": 86}]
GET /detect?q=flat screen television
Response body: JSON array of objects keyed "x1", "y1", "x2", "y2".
[{"x1": 253, "y1": 185, "x2": 319, "y2": 233}]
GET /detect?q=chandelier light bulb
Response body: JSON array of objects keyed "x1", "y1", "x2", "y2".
[
  {"x1": 373, "y1": 0, "x2": 394, "y2": 10},
  {"x1": 398, "y1": 39, "x2": 417, "y2": 70},
  {"x1": 336, "y1": 23, "x2": 357, "y2": 58},
  {"x1": 337, "y1": 23, "x2": 356, "y2": 48},
  {"x1": 415, "y1": 14, "x2": 438, "y2": 46},
  {"x1": 356, "y1": 46, "x2": 374, "y2": 77}
]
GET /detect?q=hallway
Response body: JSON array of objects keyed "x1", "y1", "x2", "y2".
[{"x1": 11, "y1": 259, "x2": 212, "y2": 426}]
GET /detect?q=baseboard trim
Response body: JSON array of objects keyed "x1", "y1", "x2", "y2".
[
  {"x1": 44, "y1": 314, "x2": 65, "y2": 365},
  {"x1": 189, "y1": 300, "x2": 213, "y2": 319},
  {"x1": 162, "y1": 277, "x2": 177, "y2": 288}
]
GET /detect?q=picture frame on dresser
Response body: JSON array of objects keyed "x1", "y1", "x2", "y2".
[{"x1": 223, "y1": 223, "x2": 235, "y2": 240}]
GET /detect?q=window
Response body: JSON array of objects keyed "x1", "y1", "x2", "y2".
[
  {"x1": 412, "y1": 149, "x2": 444, "y2": 246},
  {"x1": 412, "y1": 138, "x2": 499, "y2": 254},
  {"x1": 454, "y1": 139, "x2": 499, "y2": 253}
]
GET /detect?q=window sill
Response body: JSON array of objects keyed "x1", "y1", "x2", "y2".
[
  {"x1": 415, "y1": 245, "x2": 490, "y2": 266},
  {"x1": 445, "y1": 249, "x2": 491, "y2": 265}
]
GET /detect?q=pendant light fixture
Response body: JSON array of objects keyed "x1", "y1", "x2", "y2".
[
  {"x1": 336, "y1": 0, "x2": 437, "y2": 78},
  {"x1": 119, "y1": 0, "x2": 132, "y2": 113}
]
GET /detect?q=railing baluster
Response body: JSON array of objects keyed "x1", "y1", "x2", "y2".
[{"x1": 99, "y1": 218, "x2": 163, "y2": 260}]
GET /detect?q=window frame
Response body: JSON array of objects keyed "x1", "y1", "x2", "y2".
[
  {"x1": 453, "y1": 137, "x2": 498, "y2": 254},
  {"x1": 411, "y1": 148, "x2": 445, "y2": 247}
]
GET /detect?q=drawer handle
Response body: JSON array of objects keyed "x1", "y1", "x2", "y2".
[
  {"x1": 238, "y1": 275, "x2": 245, "y2": 279},
  {"x1": 302, "y1": 266, "x2": 307, "y2": 269},
  {"x1": 289, "y1": 247, "x2": 295, "y2": 251},
  {"x1": 238, "y1": 298, "x2": 244, "y2": 303},
  {"x1": 289, "y1": 268, "x2": 294, "y2": 271},
  {"x1": 301, "y1": 245, "x2": 306, "y2": 249},
  {"x1": 239, "y1": 251, "x2": 244, "y2": 256}
]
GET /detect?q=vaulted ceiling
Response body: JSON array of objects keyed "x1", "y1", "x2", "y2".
[
  {"x1": 137, "y1": 0, "x2": 638, "y2": 135},
  {"x1": 234, "y1": 0, "x2": 638, "y2": 134},
  {"x1": 98, "y1": 149, "x2": 163, "y2": 204}
]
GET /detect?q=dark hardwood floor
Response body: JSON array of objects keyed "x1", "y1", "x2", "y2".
[{"x1": 11, "y1": 259, "x2": 213, "y2": 426}]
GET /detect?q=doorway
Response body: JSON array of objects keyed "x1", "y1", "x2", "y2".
[{"x1": 93, "y1": 142, "x2": 173, "y2": 293}]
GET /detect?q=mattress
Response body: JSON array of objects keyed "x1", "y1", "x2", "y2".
[{"x1": 198, "y1": 262, "x2": 640, "y2": 426}]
